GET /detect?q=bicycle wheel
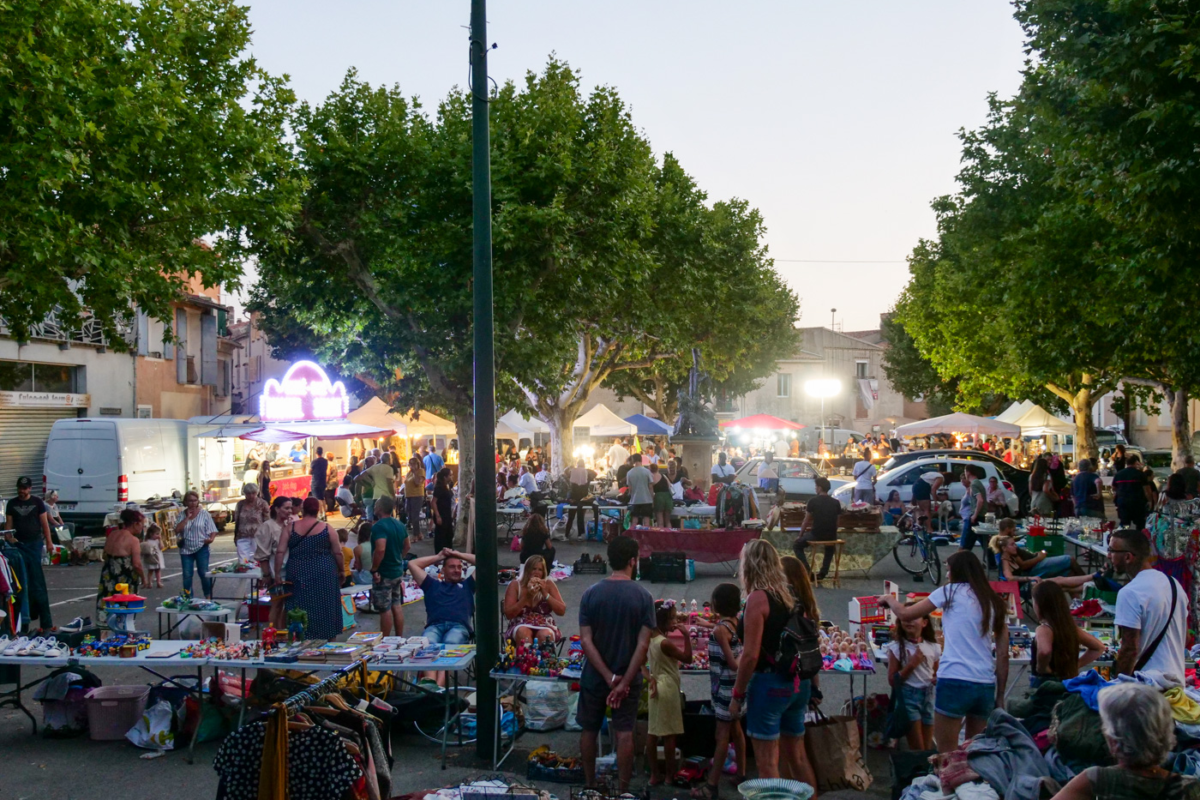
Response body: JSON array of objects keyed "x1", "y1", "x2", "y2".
[
  {"x1": 892, "y1": 535, "x2": 927, "y2": 576},
  {"x1": 923, "y1": 536, "x2": 942, "y2": 585}
]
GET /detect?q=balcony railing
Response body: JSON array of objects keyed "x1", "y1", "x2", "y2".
[{"x1": 0, "y1": 310, "x2": 133, "y2": 348}]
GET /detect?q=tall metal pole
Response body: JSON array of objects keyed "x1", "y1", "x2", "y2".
[{"x1": 470, "y1": 0, "x2": 499, "y2": 761}]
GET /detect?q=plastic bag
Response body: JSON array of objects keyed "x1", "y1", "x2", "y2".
[
  {"x1": 565, "y1": 692, "x2": 582, "y2": 731},
  {"x1": 176, "y1": 614, "x2": 204, "y2": 640},
  {"x1": 126, "y1": 700, "x2": 176, "y2": 751},
  {"x1": 522, "y1": 680, "x2": 569, "y2": 731}
]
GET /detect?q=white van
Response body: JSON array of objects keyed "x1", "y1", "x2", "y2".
[{"x1": 44, "y1": 418, "x2": 192, "y2": 530}]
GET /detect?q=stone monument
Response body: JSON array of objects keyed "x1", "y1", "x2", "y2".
[{"x1": 672, "y1": 349, "x2": 722, "y2": 490}]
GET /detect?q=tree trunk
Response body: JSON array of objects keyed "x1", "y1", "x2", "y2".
[
  {"x1": 453, "y1": 411, "x2": 477, "y2": 549},
  {"x1": 1168, "y1": 386, "x2": 1190, "y2": 471},
  {"x1": 544, "y1": 406, "x2": 577, "y2": 477},
  {"x1": 1071, "y1": 388, "x2": 1097, "y2": 465}
]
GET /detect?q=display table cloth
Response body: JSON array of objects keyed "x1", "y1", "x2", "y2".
[{"x1": 627, "y1": 526, "x2": 761, "y2": 563}]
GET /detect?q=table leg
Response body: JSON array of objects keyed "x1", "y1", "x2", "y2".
[
  {"x1": 0, "y1": 665, "x2": 38, "y2": 735},
  {"x1": 1003, "y1": 665, "x2": 1028, "y2": 702},
  {"x1": 238, "y1": 668, "x2": 247, "y2": 728},
  {"x1": 440, "y1": 670, "x2": 453, "y2": 769}
]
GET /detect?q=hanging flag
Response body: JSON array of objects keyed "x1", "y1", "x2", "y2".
[{"x1": 633, "y1": 435, "x2": 642, "y2": 454}]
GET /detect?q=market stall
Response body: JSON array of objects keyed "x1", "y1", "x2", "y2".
[{"x1": 626, "y1": 525, "x2": 761, "y2": 564}]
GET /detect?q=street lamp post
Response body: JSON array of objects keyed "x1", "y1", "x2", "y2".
[{"x1": 804, "y1": 378, "x2": 842, "y2": 454}]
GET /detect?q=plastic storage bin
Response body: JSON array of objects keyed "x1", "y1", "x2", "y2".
[{"x1": 86, "y1": 685, "x2": 149, "y2": 740}]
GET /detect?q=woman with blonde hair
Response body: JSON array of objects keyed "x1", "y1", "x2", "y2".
[
  {"x1": 502, "y1": 555, "x2": 566, "y2": 646},
  {"x1": 728, "y1": 540, "x2": 817, "y2": 786}
]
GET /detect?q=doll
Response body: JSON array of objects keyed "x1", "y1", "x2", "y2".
[
  {"x1": 856, "y1": 642, "x2": 875, "y2": 672},
  {"x1": 833, "y1": 642, "x2": 854, "y2": 672}
]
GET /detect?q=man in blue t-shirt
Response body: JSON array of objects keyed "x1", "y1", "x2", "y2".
[
  {"x1": 423, "y1": 440, "x2": 445, "y2": 481},
  {"x1": 407, "y1": 547, "x2": 476, "y2": 644}
]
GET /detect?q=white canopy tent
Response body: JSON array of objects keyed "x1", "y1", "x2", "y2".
[
  {"x1": 344, "y1": 397, "x2": 408, "y2": 435},
  {"x1": 575, "y1": 403, "x2": 637, "y2": 437},
  {"x1": 500, "y1": 409, "x2": 550, "y2": 435},
  {"x1": 896, "y1": 412, "x2": 1021, "y2": 438},
  {"x1": 240, "y1": 421, "x2": 394, "y2": 443},
  {"x1": 995, "y1": 400, "x2": 1036, "y2": 424},
  {"x1": 392, "y1": 409, "x2": 456, "y2": 438},
  {"x1": 1012, "y1": 405, "x2": 1074, "y2": 438}
]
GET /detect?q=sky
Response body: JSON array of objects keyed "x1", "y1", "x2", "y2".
[{"x1": 237, "y1": 1, "x2": 1028, "y2": 332}]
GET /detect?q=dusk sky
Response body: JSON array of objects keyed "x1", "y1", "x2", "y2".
[{"x1": 240, "y1": 1, "x2": 1028, "y2": 331}]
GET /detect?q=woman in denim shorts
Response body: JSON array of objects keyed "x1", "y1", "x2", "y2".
[
  {"x1": 727, "y1": 542, "x2": 817, "y2": 786},
  {"x1": 881, "y1": 551, "x2": 1009, "y2": 753}
]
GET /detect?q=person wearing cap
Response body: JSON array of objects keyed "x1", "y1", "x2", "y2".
[{"x1": 5, "y1": 476, "x2": 54, "y2": 632}]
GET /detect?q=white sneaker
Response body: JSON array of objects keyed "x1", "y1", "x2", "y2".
[
  {"x1": 2, "y1": 636, "x2": 28, "y2": 656},
  {"x1": 43, "y1": 638, "x2": 65, "y2": 658},
  {"x1": 19, "y1": 636, "x2": 46, "y2": 656}
]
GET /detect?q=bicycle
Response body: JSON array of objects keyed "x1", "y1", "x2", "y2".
[{"x1": 892, "y1": 508, "x2": 943, "y2": 585}]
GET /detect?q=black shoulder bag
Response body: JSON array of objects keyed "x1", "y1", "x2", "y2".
[{"x1": 1134, "y1": 575, "x2": 1178, "y2": 673}]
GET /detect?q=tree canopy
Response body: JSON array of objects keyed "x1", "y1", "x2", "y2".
[
  {"x1": 1, "y1": 0, "x2": 296, "y2": 343},
  {"x1": 251, "y1": 59, "x2": 797, "y2": 474}
]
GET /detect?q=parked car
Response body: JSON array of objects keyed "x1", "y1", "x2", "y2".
[
  {"x1": 1141, "y1": 449, "x2": 1174, "y2": 482},
  {"x1": 832, "y1": 455, "x2": 1021, "y2": 516},
  {"x1": 732, "y1": 457, "x2": 850, "y2": 505},
  {"x1": 880, "y1": 449, "x2": 1030, "y2": 508}
]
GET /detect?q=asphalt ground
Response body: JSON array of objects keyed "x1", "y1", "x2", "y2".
[{"x1": 0, "y1": 520, "x2": 995, "y2": 800}]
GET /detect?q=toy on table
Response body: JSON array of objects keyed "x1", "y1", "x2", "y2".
[
  {"x1": 286, "y1": 608, "x2": 308, "y2": 643},
  {"x1": 74, "y1": 633, "x2": 151, "y2": 657},
  {"x1": 262, "y1": 626, "x2": 277, "y2": 648},
  {"x1": 497, "y1": 638, "x2": 566, "y2": 676},
  {"x1": 102, "y1": 584, "x2": 147, "y2": 633}
]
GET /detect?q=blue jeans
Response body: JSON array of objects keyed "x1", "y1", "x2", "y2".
[
  {"x1": 180, "y1": 545, "x2": 214, "y2": 598},
  {"x1": 14, "y1": 540, "x2": 52, "y2": 628},
  {"x1": 423, "y1": 621, "x2": 471, "y2": 645},
  {"x1": 959, "y1": 520, "x2": 989, "y2": 566},
  {"x1": 934, "y1": 677, "x2": 995, "y2": 720},
  {"x1": 363, "y1": 497, "x2": 375, "y2": 523},
  {"x1": 1027, "y1": 554, "x2": 1073, "y2": 578},
  {"x1": 745, "y1": 672, "x2": 811, "y2": 741}
]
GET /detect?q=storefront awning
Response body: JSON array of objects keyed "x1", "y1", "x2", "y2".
[
  {"x1": 193, "y1": 424, "x2": 264, "y2": 439},
  {"x1": 239, "y1": 421, "x2": 395, "y2": 443}
]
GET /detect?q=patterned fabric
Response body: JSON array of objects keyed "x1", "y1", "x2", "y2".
[
  {"x1": 177, "y1": 510, "x2": 217, "y2": 555},
  {"x1": 213, "y1": 721, "x2": 361, "y2": 800},
  {"x1": 708, "y1": 618, "x2": 743, "y2": 721},
  {"x1": 285, "y1": 526, "x2": 342, "y2": 640},
  {"x1": 95, "y1": 555, "x2": 140, "y2": 623},
  {"x1": 504, "y1": 595, "x2": 562, "y2": 641},
  {"x1": 233, "y1": 496, "x2": 271, "y2": 542}
]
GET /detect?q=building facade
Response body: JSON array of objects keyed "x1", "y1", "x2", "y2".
[{"x1": 228, "y1": 312, "x2": 291, "y2": 416}]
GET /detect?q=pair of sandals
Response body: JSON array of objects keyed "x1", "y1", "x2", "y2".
[{"x1": 689, "y1": 775, "x2": 746, "y2": 799}]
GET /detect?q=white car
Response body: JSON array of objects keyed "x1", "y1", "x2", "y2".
[
  {"x1": 733, "y1": 457, "x2": 850, "y2": 504},
  {"x1": 831, "y1": 456, "x2": 1020, "y2": 516}
]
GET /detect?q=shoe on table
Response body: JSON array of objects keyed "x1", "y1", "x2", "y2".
[
  {"x1": 18, "y1": 636, "x2": 46, "y2": 656},
  {"x1": 43, "y1": 638, "x2": 66, "y2": 658},
  {"x1": 2, "y1": 636, "x2": 29, "y2": 657}
]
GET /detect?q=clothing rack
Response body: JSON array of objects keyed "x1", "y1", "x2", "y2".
[{"x1": 270, "y1": 657, "x2": 371, "y2": 717}]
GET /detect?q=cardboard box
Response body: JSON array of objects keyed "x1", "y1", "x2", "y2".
[{"x1": 202, "y1": 621, "x2": 241, "y2": 643}]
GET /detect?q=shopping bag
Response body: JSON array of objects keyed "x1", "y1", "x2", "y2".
[
  {"x1": 804, "y1": 708, "x2": 872, "y2": 792},
  {"x1": 523, "y1": 680, "x2": 569, "y2": 731},
  {"x1": 126, "y1": 700, "x2": 176, "y2": 750}
]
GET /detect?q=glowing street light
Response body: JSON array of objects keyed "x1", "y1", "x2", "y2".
[{"x1": 805, "y1": 379, "x2": 842, "y2": 451}]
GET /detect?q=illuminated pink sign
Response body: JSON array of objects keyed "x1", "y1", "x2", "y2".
[{"x1": 259, "y1": 361, "x2": 349, "y2": 423}]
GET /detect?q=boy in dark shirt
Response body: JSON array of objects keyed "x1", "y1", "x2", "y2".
[{"x1": 794, "y1": 476, "x2": 841, "y2": 580}]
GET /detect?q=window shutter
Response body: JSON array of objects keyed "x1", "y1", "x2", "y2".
[
  {"x1": 200, "y1": 314, "x2": 217, "y2": 386},
  {"x1": 175, "y1": 308, "x2": 188, "y2": 383},
  {"x1": 136, "y1": 311, "x2": 149, "y2": 356}
]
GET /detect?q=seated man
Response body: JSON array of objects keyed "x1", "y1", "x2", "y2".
[
  {"x1": 502, "y1": 474, "x2": 527, "y2": 504},
  {"x1": 407, "y1": 548, "x2": 477, "y2": 645}
]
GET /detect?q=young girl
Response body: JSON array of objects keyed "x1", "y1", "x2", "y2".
[
  {"x1": 883, "y1": 490, "x2": 905, "y2": 525},
  {"x1": 886, "y1": 600, "x2": 941, "y2": 751},
  {"x1": 1030, "y1": 581, "x2": 1103, "y2": 687},
  {"x1": 880, "y1": 551, "x2": 1009, "y2": 753},
  {"x1": 647, "y1": 600, "x2": 692, "y2": 785},
  {"x1": 140, "y1": 523, "x2": 166, "y2": 588},
  {"x1": 693, "y1": 584, "x2": 746, "y2": 799}
]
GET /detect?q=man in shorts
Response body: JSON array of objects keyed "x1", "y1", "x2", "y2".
[
  {"x1": 368, "y1": 496, "x2": 409, "y2": 637},
  {"x1": 625, "y1": 453, "x2": 654, "y2": 527},
  {"x1": 910, "y1": 469, "x2": 943, "y2": 529},
  {"x1": 407, "y1": 547, "x2": 476, "y2": 644},
  {"x1": 577, "y1": 536, "x2": 655, "y2": 790}
]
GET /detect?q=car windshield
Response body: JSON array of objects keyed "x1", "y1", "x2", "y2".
[
  {"x1": 740, "y1": 459, "x2": 821, "y2": 479},
  {"x1": 1143, "y1": 452, "x2": 1173, "y2": 469}
]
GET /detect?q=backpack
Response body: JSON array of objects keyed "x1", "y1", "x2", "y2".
[{"x1": 772, "y1": 605, "x2": 822, "y2": 681}]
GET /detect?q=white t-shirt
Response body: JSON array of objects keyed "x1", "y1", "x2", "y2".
[
  {"x1": 920, "y1": 472, "x2": 942, "y2": 485},
  {"x1": 607, "y1": 444, "x2": 630, "y2": 469},
  {"x1": 773, "y1": 440, "x2": 790, "y2": 458},
  {"x1": 1114, "y1": 568, "x2": 1188, "y2": 682},
  {"x1": 852, "y1": 460, "x2": 876, "y2": 490},
  {"x1": 928, "y1": 584, "x2": 997, "y2": 685},
  {"x1": 712, "y1": 463, "x2": 736, "y2": 479},
  {"x1": 885, "y1": 640, "x2": 942, "y2": 688}
]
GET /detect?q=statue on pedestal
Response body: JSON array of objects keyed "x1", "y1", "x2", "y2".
[{"x1": 674, "y1": 348, "x2": 720, "y2": 438}]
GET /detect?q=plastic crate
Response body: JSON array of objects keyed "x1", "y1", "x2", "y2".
[
  {"x1": 649, "y1": 552, "x2": 688, "y2": 584},
  {"x1": 86, "y1": 685, "x2": 149, "y2": 741},
  {"x1": 527, "y1": 761, "x2": 585, "y2": 784},
  {"x1": 573, "y1": 558, "x2": 607, "y2": 575},
  {"x1": 1026, "y1": 533, "x2": 1065, "y2": 558}
]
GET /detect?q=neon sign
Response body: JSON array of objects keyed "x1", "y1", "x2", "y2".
[{"x1": 259, "y1": 361, "x2": 349, "y2": 423}]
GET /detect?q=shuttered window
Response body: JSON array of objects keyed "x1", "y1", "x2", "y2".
[{"x1": 0, "y1": 408, "x2": 80, "y2": 498}]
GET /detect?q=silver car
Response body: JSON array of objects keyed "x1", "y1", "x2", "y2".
[
  {"x1": 831, "y1": 455, "x2": 1020, "y2": 515},
  {"x1": 733, "y1": 457, "x2": 850, "y2": 504}
]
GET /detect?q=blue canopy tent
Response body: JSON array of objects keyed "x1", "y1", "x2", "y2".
[{"x1": 625, "y1": 414, "x2": 672, "y2": 436}]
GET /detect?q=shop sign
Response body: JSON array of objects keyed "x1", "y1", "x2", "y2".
[
  {"x1": 259, "y1": 360, "x2": 349, "y2": 423},
  {"x1": 0, "y1": 391, "x2": 91, "y2": 408}
]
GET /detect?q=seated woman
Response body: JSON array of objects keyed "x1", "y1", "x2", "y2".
[
  {"x1": 1029, "y1": 581, "x2": 1103, "y2": 687},
  {"x1": 882, "y1": 489, "x2": 904, "y2": 525},
  {"x1": 519, "y1": 513, "x2": 556, "y2": 566},
  {"x1": 991, "y1": 524, "x2": 1078, "y2": 583},
  {"x1": 1050, "y1": 682, "x2": 1200, "y2": 799},
  {"x1": 503, "y1": 555, "x2": 566, "y2": 645}
]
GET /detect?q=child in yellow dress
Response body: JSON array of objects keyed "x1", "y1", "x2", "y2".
[{"x1": 647, "y1": 599, "x2": 692, "y2": 785}]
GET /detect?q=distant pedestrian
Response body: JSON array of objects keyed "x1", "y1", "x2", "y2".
[
  {"x1": 6, "y1": 476, "x2": 53, "y2": 632},
  {"x1": 233, "y1": 482, "x2": 270, "y2": 563},
  {"x1": 309, "y1": 446, "x2": 328, "y2": 502}
]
